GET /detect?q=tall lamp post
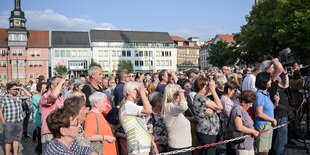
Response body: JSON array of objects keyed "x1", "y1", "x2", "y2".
[{"x1": 1, "y1": 50, "x2": 10, "y2": 82}]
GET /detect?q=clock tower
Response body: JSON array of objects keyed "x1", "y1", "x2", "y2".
[{"x1": 8, "y1": 0, "x2": 28, "y2": 47}]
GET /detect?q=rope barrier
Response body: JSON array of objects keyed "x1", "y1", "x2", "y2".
[{"x1": 158, "y1": 122, "x2": 290, "y2": 155}]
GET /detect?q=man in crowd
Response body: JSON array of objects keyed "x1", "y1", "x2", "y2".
[
  {"x1": 82, "y1": 66, "x2": 104, "y2": 107},
  {"x1": 242, "y1": 65, "x2": 260, "y2": 92},
  {"x1": 0, "y1": 81, "x2": 32, "y2": 155},
  {"x1": 113, "y1": 69, "x2": 129, "y2": 106},
  {"x1": 39, "y1": 76, "x2": 66, "y2": 149},
  {"x1": 155, "y1": 69, "x2": 169, "y2": 93}
]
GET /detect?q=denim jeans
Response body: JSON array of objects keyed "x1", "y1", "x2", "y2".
[{"x1": 269, "y1": 116, "x2": 288, "y2": 155}]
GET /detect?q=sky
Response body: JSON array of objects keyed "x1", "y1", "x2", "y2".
[{"x1": 0, "y1": 0, "x2": 254, "y2": 41}]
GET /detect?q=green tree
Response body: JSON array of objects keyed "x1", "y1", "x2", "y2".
[
  {"x1": 89, "y1": 61, "x2": 101, "y2": 69},
  {"x1": 117, "y1": 60, "x2": 133, "y2": 71},
  {"x1": 238, "y1": 0, "x2": 310, "y2": 64},
  {"x1": 208, "y1": 41, "x2": 237, "y2": 67},
  {"x1": 54, "y1": 65, "x2": 68, "y2": 77}
]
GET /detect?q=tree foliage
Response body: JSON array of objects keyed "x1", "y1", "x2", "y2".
[
  {"x1": 208, "y1": 41, "x2": 237, "y2": 67},
  {"x1": 54, "y1": 65, "x2": 68, "y2": 77},
  {"x1": 117, "y1": 60, "x2": 133, "y2": 71},
  {"x1": 89, "y1": 61, "x2": 101, "y2": 69},
  {"x1": 237, "y1": 0, "x2": 310, "y2": 64}
]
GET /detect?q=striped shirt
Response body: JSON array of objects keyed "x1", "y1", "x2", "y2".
[
  {"x1": 43, "y1": 139, "x2": 96, "y2": 155},
  {"x1": 119, "y1": 101, "x2": 151, "y2": 155},
  {"x1": 0, "y1": 93, "x2": 25, "y2": 122}
]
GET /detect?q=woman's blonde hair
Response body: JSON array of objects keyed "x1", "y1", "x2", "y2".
[{"x1": 161, "y1": 84, "x2": 179, "y2": 118}]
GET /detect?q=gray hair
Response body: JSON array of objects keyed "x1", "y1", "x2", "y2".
[
  {"x1": 89, "y1": 92, "x2": 107, "y2": 107},
  {"x1": 123, "y1": 81, "x2": 144, "y2": 97},
  {"x1": 148, "y1": 92, "x2": 163, "y2": 107},
  {"x1": 88, "y1": 66, "x2": 102, "y2": 77},
  {"x1": 259, "y1": 60, "x2": 272, "y2": 72}
]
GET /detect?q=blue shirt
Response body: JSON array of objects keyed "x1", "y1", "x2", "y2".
[
  {"x1": 113, "y1": 82, "x2": 125, "y2": 106},
  {"x1": 253, "y1": 89, "x2": 274, "y2": 128}
]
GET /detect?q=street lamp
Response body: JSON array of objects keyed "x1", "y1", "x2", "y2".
[{"x1": 1, "y1": 50, "x2": 10, "y2": 82}]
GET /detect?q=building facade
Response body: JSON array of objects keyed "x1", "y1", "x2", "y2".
[
  {"x1": 0, "y1": 1, "x2": 49, "y2": 84},
  {"x1": 50, "y1": 31, "x2": 91, "y2": 78},
  {"x1": 90, "y1": 30, "x2": 177, "y2": 75},
  {"x1": 199, "y1": 34, "x2": 236, "y2": 70},
  {"x1": 171, "y1": 36, "x2": 200, "y2": 71}
]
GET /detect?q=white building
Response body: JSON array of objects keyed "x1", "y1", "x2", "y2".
[
  {"x1": 50, "y1": 31, "x2": 92, "y2": 78},
  {"x1": 90, "y1": 30, "x2": 177, "y2": 74}
]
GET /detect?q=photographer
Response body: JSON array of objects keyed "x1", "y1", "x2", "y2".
[{"x1": 0, "y1": 81, "x2": 32, "y2": 155}]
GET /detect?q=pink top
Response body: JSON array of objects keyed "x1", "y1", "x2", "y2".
[{"x1": 39, "y1": 90, "x2": 64, "y2": 135}]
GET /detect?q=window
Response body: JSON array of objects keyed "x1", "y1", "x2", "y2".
[
  {"x1": 66, "y1": 50, "x2": 71, "y2": 57},
  {"x1": 112, "y1": 50, "x2": 116, "y2": 57},
  {"x1": 103, "y1": 50, "x2": 109, "y2": 57},
  {"x1": 140, "y1": 61, "x2": 144, "y2": 66},
  {"x1": 127, "y1": 51, "x2": 131, "y2": 57},
  {"x1": 122, "y1": 51, "x2": 126, "y2": 57},
  {"x1": 169, "y1": 51, "x2": 171, "y2": 56},
  {"x1": 156, "y1": 60, "x2": 160, "y2": 66},
  {"x1": 149, "y1": 51, "x2": 153, "y2": 57},
  {"x1": 165, "y1": 51, "x2": 169, "y2": 56},
  {"x1": 166, "y1": 60, "x2": 169, "y2": 66},
  {"x1": 135, "y1": 61, "x2": 139, "y2": 66},
  {"x1": 145, "y1": 60, "x2": 149, "y2": 66},
  {"x1": 150, "y1": 61, "x2": 153, "y2": 66},
  {"x1": 139, "y1": 51, "x2": 143, "y2": 57},
  {"x1": 161, "y1": 51, "x2": 164, "y2": 57},
  {"x1": 60, "y1": 50, "x2": 65, "y2": 57},
  {"x1": 29, "y1": 73, "x2": 34, "y2": 79},
  {"x1": 178, "y1": 42, "x2": 183, "y2": 46},
  {"x1": 3, "y1": 74, "x2": 7, "y2": 79},
  {"x1": 144, "y1": 51, "x2": 148, "y2": 57},
  {"x1": 135, "y1": 51, "x2": 139, "y2": 57},
  {"x1": 161, "y1": 60, "x2": 165, "y2": 66},
  {"x1": 71, "y1": 50, "x2": 76, "y2": 57},
  {"x1": 98, "y1": 50, "x2": 103, "y2": 57},
  {"x1": 117, "y1": 50, "x2": 121, "y2": 57}
]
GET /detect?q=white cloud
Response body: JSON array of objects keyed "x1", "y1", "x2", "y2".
[{"x1": 0, "y1": 9, "x2": 116, "y2": 31}]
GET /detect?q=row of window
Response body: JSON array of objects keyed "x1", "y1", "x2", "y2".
[
  {"x1": 92, "y1": 42, "x2": 175, "y2": 48},
  {"x1": 0, "y1": 73, "x2": 38, "y2": 79},
  {"x1": 134, "y1": 60, "x2": 154, "y2": 67},
  {"x1": 97, "y1": 50, "x2": 173, "y2": 58},
  {"x1": 54, "y1": 50, "x2": 88, "y2": 57},
  {"x1": 155, "y1": 60, "x2": 172, "y2": 66},
  {"x1": 0, "y1": 61, "x2": 7, "y2": 67}
]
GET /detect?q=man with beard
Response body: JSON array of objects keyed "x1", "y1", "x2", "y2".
[{"x1": 0, "y1": 81, "x2": 32, "y2": 155}]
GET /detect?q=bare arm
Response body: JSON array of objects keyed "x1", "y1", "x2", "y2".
[
  {"x1": 0, "y1": 109, "x2": 4, "y2": 124},
  {"x1": 88, "y1": 134, "x2": 116, "y2": 143},
  {"x1": 271, "y1": 58, "x2": 284, "y2": 81},
  {"x1": 17, "y1": 87, "x2": 32, "y2": 98},
  {"x1": 209, "y1": 79, "x2": 223, "y2": 112},
  {"x1": 256, "y1": 106, "x2": 277, "y2": 126},
  {"x1": 47, "y1": 78, "x2": 66, "y2": 103},
  {"x1": 139, "y1": 88, "x2": 153, "y2": 116},
  {"x1": 234, "y1": 116, "x2": 259, "y2": 136}
]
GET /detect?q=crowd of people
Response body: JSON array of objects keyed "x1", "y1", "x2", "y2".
[{"x1": 0, "y1": 59, "x2": 304, "y2": 155}]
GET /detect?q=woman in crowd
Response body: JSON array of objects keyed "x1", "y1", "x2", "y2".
[
  {"x1": 220, "y1": 81, "x2": 238, "y2": 134},
  {"x1": 84, "y1": 92, "x2": 118, "y2": 155},
  {"x1": 63, "y1": 96, "x2": 91, "y2": 147},
  {"x1": 147, "y1": 92, "x2": 167, "y2": 153},
  {"x1": 67, "y1": 80, "x2": 86, "y2": 100},
  {"x1": 162, "y1": 84, "x2": 192, "y2": 155},
  {"x1": 44, "y1": 106, "x2": 97, "y2": 155},
  {"x1": 119, "y1": 81, "x2": 153, "y2": 155},
  {"x1": 32, "y1": 82, "x2": 47, "y2": 154},
  {"x1": 193, "y1": 77, "x2": 222, "y2": 155},
  {"x1": 215, "y1": 73, "x2": 227, "y2": 97},
  {"x1": 254, "y1": 72, "x2": 279, "y2": 155},
  {"x1": 228, "y1": 90, "x2": 259, "y2": 155}
]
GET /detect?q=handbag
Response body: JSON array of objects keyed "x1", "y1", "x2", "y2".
[
  {"x1": 90, "y1": 112, "x2": 104, "y2": 155},
  {"x1": 224, "y1": 106, "x2": 245, "y2": 144}
]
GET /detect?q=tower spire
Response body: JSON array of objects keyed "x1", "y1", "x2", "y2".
[{"x1": 15, "y1": 0, "x2": 21, "y2": 10}]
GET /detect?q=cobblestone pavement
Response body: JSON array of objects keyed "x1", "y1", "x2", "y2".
[{"x1": 0, "y1": 121, "x2": 310, "y2": 155}]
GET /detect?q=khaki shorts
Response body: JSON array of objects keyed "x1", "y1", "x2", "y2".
[{"x1": 255, "y1": 123, "x2": 273, "y2": 153}]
